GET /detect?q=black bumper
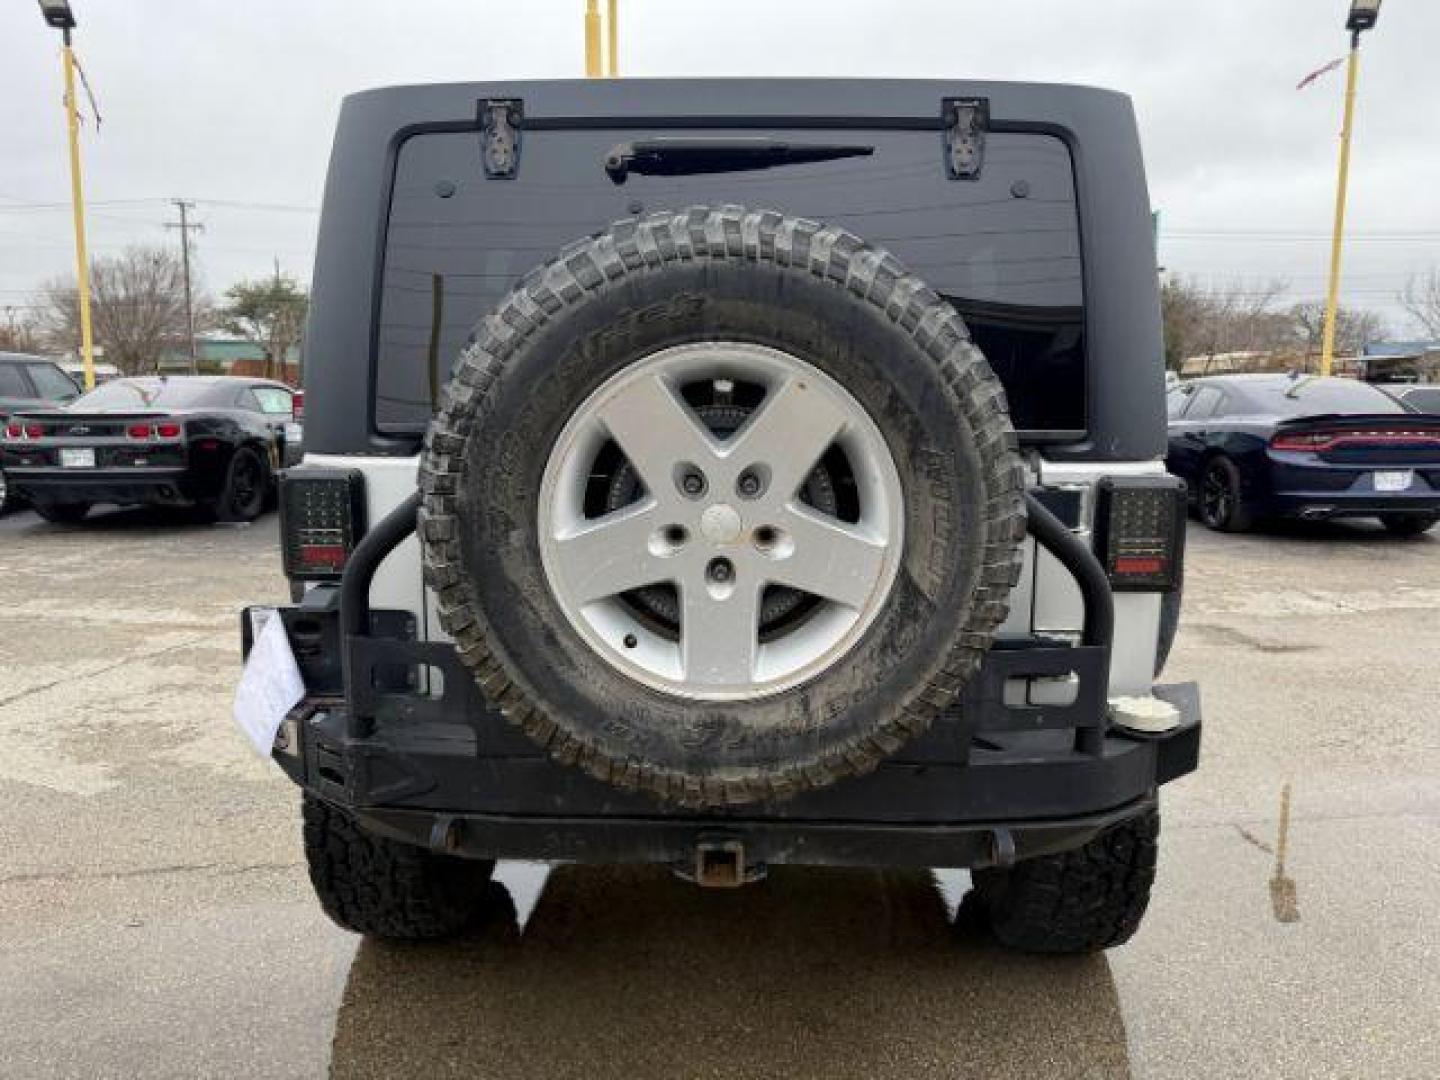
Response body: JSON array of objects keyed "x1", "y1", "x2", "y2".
[
  {"x1": 242, "y1": 492, "x2": 1200, "y2": 870},
  {"x1": 5, "y1": 466, "x2": 201, "y2": 506}
]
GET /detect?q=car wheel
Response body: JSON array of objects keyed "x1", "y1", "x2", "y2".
[
  {"x1": 1198, "y1": 457, "x2": 1251, "y2": 532},
  {"x1": 302, "y1": 795, "x2": 495, "y2": 940},
  {"x1": 418, "y1": 206, "x2": 1026, "y2": 808},
  {"x1": 963, "y1": 807, "x2": 1160, "y2": 954},
  {"x1": 212, "y1": 446, "x2": 267, "y2": 522},
  {"x1": 1379, "y1": 512, "x2": 1439, "y2": 537},
  {"x1": 33, "y1": 501, "x2": 91, "y2": 525}
]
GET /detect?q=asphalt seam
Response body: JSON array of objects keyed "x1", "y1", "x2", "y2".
[{"x1": 0, "y1": 859, "x2": 303, "y2": 886}]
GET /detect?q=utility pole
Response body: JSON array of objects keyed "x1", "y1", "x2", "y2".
[
  {"x1": 165, "y1": 199, "x2": 202, "y2": 375},
  {"x1": 585, "y1": 0, "x2": 618, "y2": 77}
]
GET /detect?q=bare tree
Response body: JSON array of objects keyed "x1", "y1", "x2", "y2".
[
  {"x1": 0, "y1": 307, "x2": 43, "y2": 353},
  {"x1": 1399, "y1": 268, "x2": 1440, "y2": 338},
  {"x1": 1289, "y1": 302, "x2": 1386, "y2": 359},
  {"x1": 35, "y1": 247, "x2": 198, "y2": 375},
  {"x1": 1162, "y1": 277, "x2": 1290, "y2": 372}
]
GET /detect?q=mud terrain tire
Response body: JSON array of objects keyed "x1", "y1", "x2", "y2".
[
  {"x1": 302, "y1": 795, "x2": 495, "y2": 940},
  {"x1": 419, "y1": 206, "x2": 1026, "y2": 807}
]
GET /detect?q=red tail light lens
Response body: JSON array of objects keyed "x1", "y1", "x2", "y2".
[
  {"x1": 4, "y1": 423, "x2": 23, "y2": 440},
  {"x1": 279, "y1": 468, "x2": 367, "y2": 581},
  {"x1": 291, "y1": 390, "x2": 305, "y2": 422},
  {"x1": 1091, "y1": 477, "x2": 1187, "y2": 592},
  {"x1": 1272, "y1": 429, "x2": 1440, "y2": 452},
  {"x1": 1270, "y1": 431, "x2": 1331, "y2": 452},
  {"x1": 127, "y1": 423, "x2": 153, "y2": 440},
  {"x1": 24, "y1": 423, "x2": 43, "y2": 439},
  {"x1": 155, "y1": 422, "x2": 182, "y2": 439}
]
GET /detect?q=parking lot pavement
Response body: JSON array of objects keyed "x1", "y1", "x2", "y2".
[{"x1": 1, "y1": 506, "x2": 1437, "y2": 1079}]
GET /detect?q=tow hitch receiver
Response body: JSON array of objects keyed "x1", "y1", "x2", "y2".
[{"x1": 678, "y1": 836, "x2": 767, "y2": 888}]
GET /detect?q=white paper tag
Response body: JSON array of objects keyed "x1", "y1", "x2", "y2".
[{"x1": 233, "y1": 611, "x2": 306, "y2": 758}]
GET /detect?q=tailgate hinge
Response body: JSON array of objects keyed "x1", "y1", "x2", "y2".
[
  {"x1": 480, "y1": 98, "x2": 523, "y2": 179},
  {"x1": 943, "y1": 97, "x2": 988, "y2": 181}
]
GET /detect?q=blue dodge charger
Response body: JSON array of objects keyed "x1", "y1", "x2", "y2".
[{"x1": 1166, "y1": 374, "x2": 1440, "y2": 535}]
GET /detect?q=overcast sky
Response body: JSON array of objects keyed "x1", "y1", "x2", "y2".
[{"x1": 3, "y1": 0, "x2": 1438, "y2": 336}]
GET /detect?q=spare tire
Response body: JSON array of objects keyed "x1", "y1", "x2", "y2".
[{"x1": 419, "y1": 205, "x2": 1025, "y2": 807}]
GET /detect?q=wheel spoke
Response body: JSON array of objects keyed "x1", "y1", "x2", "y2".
[
  {"x1": 728, "y1": 376, "x2": 851, "y2": 499},
  {"x1": 550, "y1": 503, "x2": 669, "y2": 604},
  {"x1": 595, "y1": 373, "x2": 717, "y2": 496},
  {"x1": 769, "y1": 505, "x2": 889, "y2": 610},
  {"x1": 680, "y1": 579, "x2": 763, "y2": 686}
]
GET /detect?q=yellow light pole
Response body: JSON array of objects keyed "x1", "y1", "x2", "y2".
[
  {"x1": 585, "y1": 0, "x2": 603, "y2": 77},
  {"x1": 1320, "y1": 0, "x2": 1383, "y2": 377},
  {"x1": 585, "y1": 0, "x2": 619, "y2": 78},
  {"x1": 607, "y1": 0, "x2": 619, "y2": 76},
  {"x1": 38, "y1": 1, "x2": 97, "y2": 390}
]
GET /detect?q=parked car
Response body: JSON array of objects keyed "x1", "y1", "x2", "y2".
[
  {"x1": 242, "y1": 77, "x2": 1200, "y2": 955},
  {"x1": 0, "y1": 352, "x2": 81, "y2": 513},
  {"x1": 1384, "y1": 383, "x2": 1440, "y2": 415},
  {"x1": 1, "y1": 375, "x2": 299, "y2": 523},
  {"x1": 1167, "y1": 373, "x2": 1440, "y2": 535}
]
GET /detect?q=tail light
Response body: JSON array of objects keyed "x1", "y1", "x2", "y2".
[
  {"x1": 1091, "y1": 476, "x2": 1187, "y2": 592},
  {"x1": 291, "y1": 390, "x2": 305, "y2": 423},
  {"x1": 155, "y1": 422, "x2": 182, "y2": 439},
  {"x1": 4, "y1": 423, "x2": 24, "y2": 440},
  {"x1": 4, "y1": 422, "x2": 44, "y2": 440},
  {"x1": 127, "y1": 423, "x2": 153, "y2": 440},
  {"x1": 1271, "y1": 428, "x2": 1440, "y2": 452},
  {"x1": 280, "y1": 467, "x2": 367, "y2": 581}
]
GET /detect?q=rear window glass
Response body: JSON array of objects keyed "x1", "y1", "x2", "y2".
[
  {"x1": 376, "y1": 127, "x2": 1085, "y2": 434},
  {"x1": 73, "y1": 378, "x2": 232, "y2": 410},
  {"x1": 1245, "y1": 378, "x2": 1404, "y2": 417},
  {"x1": 1398, "y1": 387, "x2": 1440, "y2": 413}
]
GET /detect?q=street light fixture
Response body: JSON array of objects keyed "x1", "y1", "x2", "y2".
[
  {"x1": 1319, "y1": 0, "x2": 1383, "y2": 376},
  {"x1": 35, "y1": 0, "x2": 97, "y2": 390},
  {"x1": 37, "y1": 0, "x2": 75, "y2": 30},
  {"x1": 1346, "y1": 0, "x2": 1382, "y2": 35}
]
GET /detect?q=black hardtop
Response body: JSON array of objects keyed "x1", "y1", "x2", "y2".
[{"x1": 304, "y1": 78, "x2": 1165, "y2": 462}]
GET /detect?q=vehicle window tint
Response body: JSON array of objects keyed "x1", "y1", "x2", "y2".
[
  {"x1": 1166, "y1": 387, "x2": 1191, "y2": 419},
  {"x1": 26, "y1": 363, "x2": 78, "y2": 400},
  {"x1": 1247, "y1": 377, "x2": 1403, "y2": 417},
  {"x1": 0, "y1": 365, "x2": 29, "y2": 397},
  {"x1": 1185, "y1": 386, "x2": 1222, "y2": 420},
  {"x1": 1399, "y1": 387, "x2": 1440, "y2": 413},
  {"x1": 251, "y1": 387, "x2": 294, "y2": 415},
  {"x1": 74, "y1": 378, "x2": 236, "y2": 409},
  {"x1": 377, "y1": 127, "x2": 1085, "y2": 434},
  {"x1": 234, "y1": 388, "x2": 265, "y2": 413}
]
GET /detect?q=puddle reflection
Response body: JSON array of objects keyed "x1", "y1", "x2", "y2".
[{"x1": 330, "y1": 864, "x2": 1130, "y2": 1079}]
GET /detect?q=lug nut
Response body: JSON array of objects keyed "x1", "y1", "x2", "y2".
[
  {"x1": 707, "y1": 558, "x2": 734, "y2": 584},
  {"x1": 680, "y1": 469, "x2": 707, "y2": 498},
  {"x1": 737, "y1": 471, "x2": 762, "y2": 499}
]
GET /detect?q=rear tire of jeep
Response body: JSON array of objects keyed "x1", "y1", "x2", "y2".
[
  {"x1": 965, "y1": 807, "x2": 1160, "y2": 954},
  {"x1": 301, "y1": 795, "x2": 496, "y2": 941},
  {"x1": 419, "y1": 206, "x2": 1026, "y2": 807}
]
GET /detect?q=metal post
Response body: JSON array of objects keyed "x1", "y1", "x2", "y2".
[
  {"x1": 60, "y1": 29, "x2": 96, "y2": 391},
  {"x1": 1320, "y1": 36, "x2": 1361, "y2": 377},
  {"x1": 584, "y1": 0, "x2": 603, "y2": 77},
  {"x1": 607, "y1": 0, "x2": 619, "y2": 76}
]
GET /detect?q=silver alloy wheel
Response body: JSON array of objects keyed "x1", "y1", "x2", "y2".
[{"x1": 538, "y1": 342, "x2": 904, "y2": 701}]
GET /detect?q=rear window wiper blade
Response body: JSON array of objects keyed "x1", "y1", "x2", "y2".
[{"x1": 603, "y1": 138, "x2": 873, "y2": 184}]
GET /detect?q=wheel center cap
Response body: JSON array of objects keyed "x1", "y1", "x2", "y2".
[{"x1": 699, "y1": 503, "x2": 744, "y2": 545}]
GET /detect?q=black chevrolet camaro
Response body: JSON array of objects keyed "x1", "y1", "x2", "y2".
[
  {"x1": 1, "y1": 375, "x2": 299, "y2": 524},
  {"x1": 1167, "y1": 373, "x2": 1440, "y2": 535}
]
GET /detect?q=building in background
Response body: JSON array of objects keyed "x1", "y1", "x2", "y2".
[{"x1": 1358, "y1": 340, "x2": 1440, "y2": 383}]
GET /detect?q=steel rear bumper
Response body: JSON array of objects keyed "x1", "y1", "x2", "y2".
[{"x1": 242, "y1": 490, "x2": 1200, "y2": 869}]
